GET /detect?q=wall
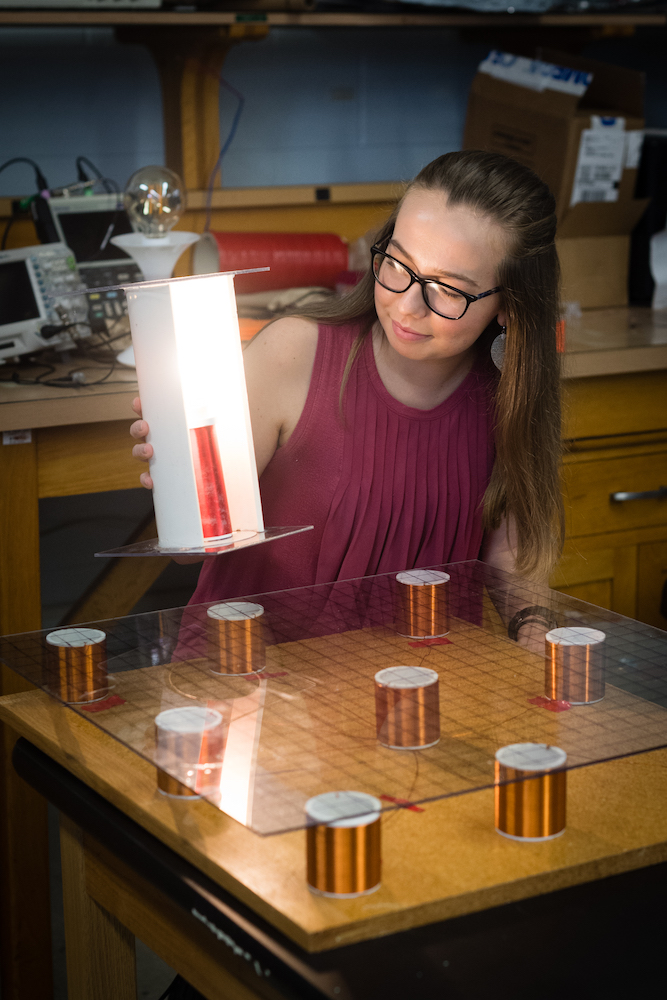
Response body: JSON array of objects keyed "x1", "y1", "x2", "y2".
[
  {"x1": 0, "y1": 27, "x2": 163, "y2": 196},
  {"x1": 2, "y1": 26, "x2": 667, "y2": 200},
  {"x1": 216, "y1": 27, "x2": 488, "y2": 187},
  {"x1": 2, "y1": 25, "x2": 486, "y2": 196},
  {"x1": 3, "y1": 25, "x2": 667, "y2": 198},
  {"x1": 582, "y1": 30, "x2": 667, "y2": 129}
]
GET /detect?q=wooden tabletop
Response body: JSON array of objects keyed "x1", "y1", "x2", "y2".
[
  {"x1": 562, "y1": 307, "x2": 667, "y2": 379},
  {"x1": 1, "y1": 688, "x2": 667, "y2": 953},
  {"x1": 0, "y1": 361, "x2": 138, "y2": 433},
  {"x1": 1, "y1": 306, "x2": 665, "y2": 435}
]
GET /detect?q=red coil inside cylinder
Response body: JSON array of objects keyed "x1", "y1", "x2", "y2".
[{"x1": 190, "y1": 424, "x2": 232, "y2": 538}]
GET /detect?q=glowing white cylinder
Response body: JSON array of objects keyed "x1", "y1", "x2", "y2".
[{"x1": 125, "y1": 273, "x2": 263, "y2": 548}]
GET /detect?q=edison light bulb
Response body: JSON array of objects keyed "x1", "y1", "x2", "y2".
[{"x1": 124, "y1": 166, "x2": 183, "y2": 238}]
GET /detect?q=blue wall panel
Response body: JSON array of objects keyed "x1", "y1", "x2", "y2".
[
  {"x1": 1, "y1": 26, "x2": 666, "y2": 198},
  {"x1": 0, "y1": 28, "x2": 163, "y2": 196},
  {"x1": 216, "y1": 28, "x2": 487, "y2": 187}
]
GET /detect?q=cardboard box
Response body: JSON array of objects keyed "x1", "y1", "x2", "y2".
[
  {"x1": 557, "y1": 234, "x2": 629, "y2": 309},
  {"x1": 463, "y1": 50, "x2": 649, "y2": 306}
]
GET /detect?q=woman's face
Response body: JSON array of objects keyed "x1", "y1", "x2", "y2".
[{"x1": 374, "y1": 187, "x2": 507, "y2": 363}]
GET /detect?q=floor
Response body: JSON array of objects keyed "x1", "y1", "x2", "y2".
[{"x1": 39, "y1": 489, "x2": 201, "y2": 998}]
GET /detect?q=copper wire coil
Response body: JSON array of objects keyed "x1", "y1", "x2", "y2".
[
  {"x1": 374, "y1": 666, "x2": 440, "y2": 749},
  {"x1": 395, "y1": 570, "x2": 449, "y2": 639},
  {"x1": 306, "y1": 791, "x2": 382, "y2": 897},
  {"x1": 190, "y1": 423, "x2": 232, "y2": 540},
  {"x1": 44, "y1": 628, "x2": 108, "y2": 704},
  {"x1": 155, "y1": 707, "x2": 224, "y2": 798},
  {"x1": 157, "y1": 771, "x2": 199, "y2": 798},
  {"x1": 206, "y1": 602, "x2": 265, "y2": 675},
  {"x1": 495, "y1": 743, "x2": 567, "y2": 841},
  {"x1": 545, "y1": 627, "x2": 606, "y2": 705}
]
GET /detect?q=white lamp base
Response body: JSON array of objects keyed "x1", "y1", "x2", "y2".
[
  {"x1": 117, "y1": 345, "x2": 136, "y2": 367},
  {"x1": 110, "y1": 231, "x2": 200, "y2": 281}
]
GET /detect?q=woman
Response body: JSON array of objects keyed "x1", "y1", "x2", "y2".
[{"x1": 131, "y1": 150, "x2": 563, "y2": 603}]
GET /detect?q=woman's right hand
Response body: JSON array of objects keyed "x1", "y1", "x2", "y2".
[{"x1": 130, "y1": 397, "x2": 154, "y2": 490}]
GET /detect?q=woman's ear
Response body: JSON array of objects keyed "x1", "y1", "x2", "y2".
[{"x1": 496, "y1": 308, "x2": 507, "y2": 328}]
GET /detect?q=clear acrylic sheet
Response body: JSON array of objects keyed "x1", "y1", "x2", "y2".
[
  {"x1": 96, "y1": 525, "x2": 314, "y2": 558},
  {"x1": 53, "y1": 266, "x2": 271, "y2": 301},
  {"x1": 2, "y1": 560, "x2": 666, "y2": 836}
]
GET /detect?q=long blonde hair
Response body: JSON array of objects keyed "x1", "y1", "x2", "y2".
[{"x1": 301, "y1": 150, "x2": 563, "y2": 579}]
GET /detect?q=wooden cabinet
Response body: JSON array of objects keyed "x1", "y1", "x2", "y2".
[
  {"x1": 637, "y1": 541, "x2": 667, "y2": 629},
  {"x1": 550, "y1": 370, "x2": 667, "y2": 628}
]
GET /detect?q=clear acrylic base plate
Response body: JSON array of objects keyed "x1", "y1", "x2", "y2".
[
  {"x1": 95, "y1": 525, "x2": 313, "y2": 558},
  {"x1": 3, "y1": 560, "x2": 667, "y2": 835}
]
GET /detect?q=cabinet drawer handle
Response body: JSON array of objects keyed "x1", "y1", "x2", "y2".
[{"x1": 610, "y1": 486, "x2": 667, "y2": 503}]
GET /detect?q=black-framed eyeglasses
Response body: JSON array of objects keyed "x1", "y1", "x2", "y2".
[{"x1": 370, "y1": 243, "x2": 501, "y2": 321}]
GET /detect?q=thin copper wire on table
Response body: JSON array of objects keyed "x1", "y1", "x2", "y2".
[
  {"x1": 395, "y1": 570, "x2": 449, "y2": 639},
  {"x1": 167, "y1": 664, "x2": 261, "y2": 704},
  {"x1": 44, "y1": 628, "x2": 108, "y2": 704}
]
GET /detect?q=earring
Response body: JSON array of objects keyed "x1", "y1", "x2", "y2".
[{"x1": 491, "y1": 326, "x2": 506, "y2": 371}]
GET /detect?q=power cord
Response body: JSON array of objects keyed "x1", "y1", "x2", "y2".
[
  {"x1": 204, "y1": 78, "x2": 245, "y2": 233},
  {"x1": 76, "y1": 156, "x2": 114, "y2": 194},
  {"x1": 0, "y1": 323, "x2": 133, "y2": 387},
  {"x1": 0, "y1": 156, "x2": 49, "y2": 194},
  {"x1": 39, "y1": 321, "x2": 84, "y2": 340},
  {"x1": 1, "y1": 358, "x2": 129, "y2": 389},
  {"x1": 0, "y1": 157, "x2": 50, "y2": 249},
  {"x1": 1, "y1": 217, "x2": 14, "y2": 250},
  {"x1": 71, "y1": 161, "x2": 123, "y2": 260}
]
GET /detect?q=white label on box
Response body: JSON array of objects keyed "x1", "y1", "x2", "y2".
[
  {"x1": 570, "y1": 118, "x2": 627, "y2": 207},
  {"x1": 478, "y1": 51, "x2": 592, "y2": 96},
  {"x1": 2, "y1": 430, "x2": 32, "y2": 445},
  {"x1": 624, "y1": 130, "x2": 644, "y2": 170},
  {"x1": 590, "y1": 115, "x2": 626, "y2": 132}
]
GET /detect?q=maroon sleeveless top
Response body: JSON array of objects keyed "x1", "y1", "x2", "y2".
[{"x1": 189, "y1": 323, "x2": 497, "y2": 604}]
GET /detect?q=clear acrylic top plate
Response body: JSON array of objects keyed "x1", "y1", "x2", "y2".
[{"x1": 2, "y1": 560, "x2": 666, "y2": 836}]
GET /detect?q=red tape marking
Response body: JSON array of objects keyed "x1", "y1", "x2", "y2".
[
  {"x1": 80, "y1": 694, "x2": 126, "y2": 713},
  {"x1": 380, "y1": 794, "x2": 424, "y2": 813},
  {"x1": 528, "y1": 696, "x2": 571, "y2": 713},
  {"x1": 408, "y1": 636, "x2": 451, "y2": 648}
]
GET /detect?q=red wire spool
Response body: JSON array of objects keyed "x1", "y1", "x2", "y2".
[{"x1": 193, "y1": 231, "x2": 349, "y2": 293}]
